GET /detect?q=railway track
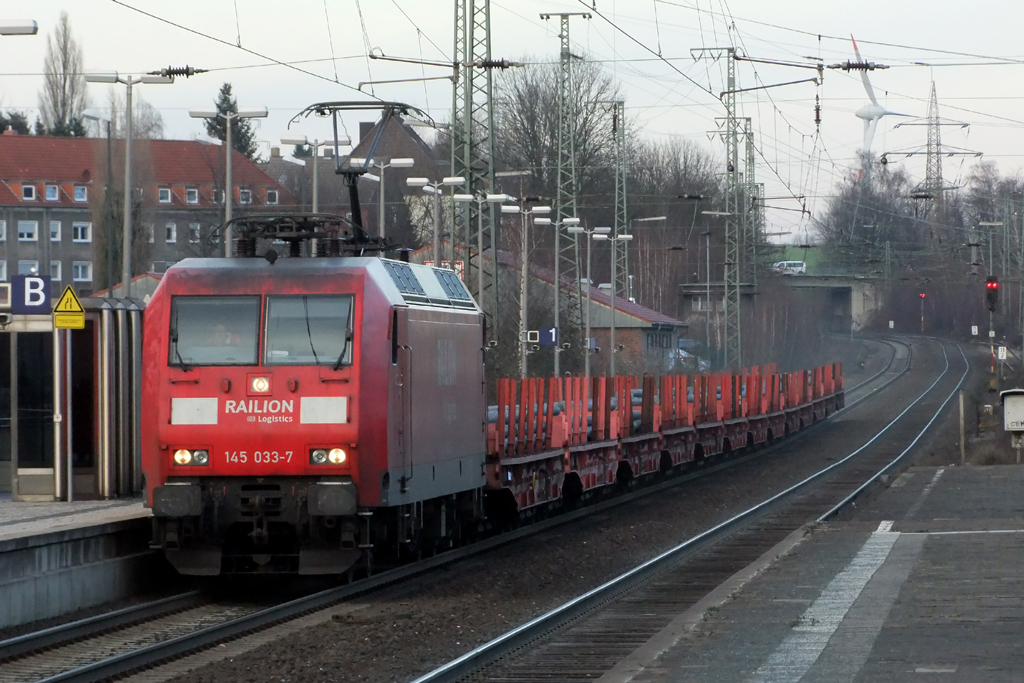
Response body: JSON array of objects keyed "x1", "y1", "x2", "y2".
[
  {"x1": 410, "y1": 340, "x2": 968, "y2": 683},
  {"x1": 0, "y1": 338, "x2": 910, "y2": 683}
]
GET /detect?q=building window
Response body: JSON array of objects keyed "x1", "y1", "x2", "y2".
[
  {"x1": 146, "y1": 223, "x2": 155, "y2": 243},
  {"x1": 189, "y1": 222, "x2": 200, "y2": 243},
  {"x1": 72, "y1": 261, "x2": 93, "y2": 282},
  {"x1": 22, "y1": 185, "x2": 36, "y2": 201},
  {"x1": 165, "y1": 222, "x2": 176, "y2": 243},
  {"x1": 159, "y1": 187, "x2": 171, "y2": 203},
  {"x1": 45, "y1": 185, "x2": 59, "y2": 201},
  {"x1": 186, "y1": 188, "x2": 199, "y2": 204},
  {"x1": 0, "y1": 220, "x2": 6, "y2": 241},
  {"x1": 18, "y1": 260, "x2": 39, "y2": 276},
  {"x1": 72, "y1": 222, "x2": 92, "y2": 242},
  {"x1": 214, "y1": 189, "x2": 224, "y2": 204},
  {"x1": 50, "y1": 221, "x2": 61, "y2": 241},
  {"x1": 267, "y1": 190, "x2": 279, "y2": 205},
  {"x1": 239, "y1": 189, "x2": 252, "y2": 205},
  {"x1": 74, "y1": 186, "x2": 87, "y2": 202},
  {"x1": 0, "y1": 261, "x2": 6, "y2": 281},
  {"x1": 17, "y1": 220, "x2": 38, "y2": 241},
  {"x1": 50, "y1": 260, "x2": 62, "y2": 280}
]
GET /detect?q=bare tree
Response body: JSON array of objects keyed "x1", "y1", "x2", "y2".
[
  {"x1": 39, "y1": 11, "x2": 87, "y2": 136},
  {"x1": 91, "y1": 91, "x2": 165, "y2": 288}
]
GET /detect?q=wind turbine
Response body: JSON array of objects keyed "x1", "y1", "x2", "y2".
[{"x1": 850, "y1": 35, "x2": 907, "y2": 154}]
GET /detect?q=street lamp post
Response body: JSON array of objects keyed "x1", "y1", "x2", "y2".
[
  {"x1": 530, "y1": 216, "x2": 580, "y2": 376},
  {"x1": 701, "y1": 211, "x2": 733, "y2": 368},
  {"x1": 351, "y1": 158, "x2": 415, "y2": 239},
  {"x1": 86, "y1": 71, "x2": 177, "y2": 296},
  {"x1": 626, "y1": 216, "x2": 666, "y2": 301},
  {"x1": 280, "y1": 135, "x2": 352, "y2": 213},
  {"x1": 568, "y1": 226, "x2": 611, "y2": 381},
  {"x1": 190, "y1": 106, "x2": 268, "y2": 256},
  {"x1": 702, "y1": 230, "x2": 711, "y2": 360},
  {"x1": 504, "y1": 205, "x2": 552, "y2": 378},
  {"x1": 0, "y1": 20, "x2": 37, "y2": 35},
  {"x1": 453, "y1": 193, "x2": 513, "y2": 306},
  {"x1": 83, "y1": 110, "x2": 115, "y2": 293},
  {"x1": 406, "y1": 177, "x2": 465, "y2": 267},
  {"x1": 609, "y1": 233, "x2": 634, "y2": 377}
]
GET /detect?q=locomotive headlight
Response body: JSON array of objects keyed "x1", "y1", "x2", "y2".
[
  {"x1": 193, "y1": 450, "x2": 210, "y2": 465},
  {"x1": 173, "y1": 449, "x2": 193, "y2": 465},
  {"x1": 311, "y1": 449, "x2": 328, "y2": 464},
  {"x1": 250, "y1": 376, "x2": 271, "y2": 394},
  {"x1": 328, "y1": 448, "x2": 346, "y2": 464}
]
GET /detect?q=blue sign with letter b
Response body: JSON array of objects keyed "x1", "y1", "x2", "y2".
[{"x1": 11, "y1": 275, "x2": 51, "y2": 314}]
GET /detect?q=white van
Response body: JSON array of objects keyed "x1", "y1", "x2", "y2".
[{"x1": 771, "y1": 261, "x2": 806, "y2": 275}]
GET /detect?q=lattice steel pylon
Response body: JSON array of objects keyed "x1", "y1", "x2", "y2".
[
  {"x1": 613, "y1": 100, "x2": 629, "y2": 298},
  {"x1": 742, "y1": 117, "x2": 758, "y2": 288},
  {"x1": 452, "y1": 0, "x2": 497, "y2": 331},
  {"x1": 542, "y1": 11, "x2": 589, "y2": 375},
  {"x1": 923, "y1": 81, "x2": 943, "y2": 202},
  {"x1": 696, "y1": 47, "x2": 742, "y2": 368}
]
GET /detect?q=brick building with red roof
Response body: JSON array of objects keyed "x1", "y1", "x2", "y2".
[{"x1": 0, "y1": 134, "x2": 296, "y2": 295}]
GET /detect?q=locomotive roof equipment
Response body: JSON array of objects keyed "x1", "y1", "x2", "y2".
[{"x1": 288, "y1": 100, "x2": 432, "y2": 240}]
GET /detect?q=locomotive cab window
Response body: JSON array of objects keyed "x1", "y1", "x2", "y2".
[
  {"x1": 264, "y1": 295, "x2": 354, "y2": 367},
  {"x1": 169, "y1": 296, "x2": 260, "y2": 366}
]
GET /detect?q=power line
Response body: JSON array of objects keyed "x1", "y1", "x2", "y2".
[{"x1": 107, "y1": 0, "x2": 376, "y2": 98}]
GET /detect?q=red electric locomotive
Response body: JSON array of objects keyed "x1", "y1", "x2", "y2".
[{"x1": 142, "y1": 215, "x2": 487, "y2": 575}]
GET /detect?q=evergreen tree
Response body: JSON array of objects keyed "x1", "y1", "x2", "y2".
[
  {"x1": 202, "y1": 83, "x2": 261, "y2": 161},
  {"x1": 291, "y1": 143, "x2": 313, "y2": 158},
  {"x1": 0, "y1": 111, "x2": 31, "y2": 135}
]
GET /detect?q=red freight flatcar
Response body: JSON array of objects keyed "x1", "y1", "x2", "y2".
[
  {"x1": 142, "y1": 254, "x2": 487, "y2": 574},
  {"x1": 142, "y1": 214, "x2": 844, "y2": 577}
]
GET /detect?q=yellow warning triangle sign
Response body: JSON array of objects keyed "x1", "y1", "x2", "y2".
[{"x1": 54, "y1": 285, "x2": 84, "y2": 313}]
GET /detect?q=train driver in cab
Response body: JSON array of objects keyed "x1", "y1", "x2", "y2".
[{"x1": 207, "y1": 322, "x2": 242, "y2": 347}]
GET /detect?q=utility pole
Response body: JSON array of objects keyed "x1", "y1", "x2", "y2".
[
  {"x1": 542, "y1": 11, "x2": 589, "y2": 376},
  {"x1": 452, "y1": 0, "x2": 514, "y2": 341},
  {"x1": 698, "y1": 47, "x2": 742, "y2": 369},
  {"x1": 742, "y1": 117, "x2": 758, "y2": 288},
  {"x1": 612, "y1": 100, "x2": 629, "y2": 298}
]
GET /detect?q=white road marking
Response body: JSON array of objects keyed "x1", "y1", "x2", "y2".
[
  {"x1": 905, "y1": 468, "x2": 945, "y2": 519},
  {"x1": 746, "y1": 528, "x2": 899, "y2": 683}
]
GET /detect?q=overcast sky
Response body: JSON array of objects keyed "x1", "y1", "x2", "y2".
[{"x1": 5, "y1": 1, "x2": 1024, "y2": 238}]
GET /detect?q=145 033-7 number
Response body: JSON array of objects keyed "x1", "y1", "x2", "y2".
[{"x1": 225, "y1": 451, "x2": 294, "y2": 464}]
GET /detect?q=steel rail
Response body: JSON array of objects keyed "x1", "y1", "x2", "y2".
[
  {"x1": 0, "y1": 592, "x2": 204, "y2": 662},
  {"x1": 27, "y1": 342, "x2": 907, "y2": 683},
  {"x1": 408, "y1": 340, "x2": 960, "y2": 683},
  {"x1": 817, "y1": 342, "x2": 969, "y2": 521}
]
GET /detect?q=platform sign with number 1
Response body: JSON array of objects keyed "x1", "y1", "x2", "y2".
[{"x1": 537, "y1": 327, "x2": 559, "y2": 347}]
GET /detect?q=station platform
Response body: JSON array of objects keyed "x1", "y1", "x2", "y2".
[
  {"x1": 0, "y1": 497, "x2": 158, "y2": 630},
  {"x1": 0, "y1": 495, "x2": 149, "y2": 543},
  {"x1": 605, "y1": 465, "x2": 1024, "y2": 683}
]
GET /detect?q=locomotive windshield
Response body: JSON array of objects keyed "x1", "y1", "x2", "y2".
[
  {"x1": 264, "y1": 295, "x2": 353, "y2": 366},
  {"x1": 169, "y1": 296, "x2": 260, "y2": 366}
]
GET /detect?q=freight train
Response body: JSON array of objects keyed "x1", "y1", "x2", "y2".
[{"x1": 141, "y1": 213, "x2": 844, "y2": 575}]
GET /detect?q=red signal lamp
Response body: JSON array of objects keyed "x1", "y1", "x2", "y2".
[{"x1": 919, "y1": 293, "x2": 925, "y2": 298}]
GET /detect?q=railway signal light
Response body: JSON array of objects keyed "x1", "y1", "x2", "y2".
[{"x1": 986, "y1": 276, "x2": 999, "y2": 312}]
